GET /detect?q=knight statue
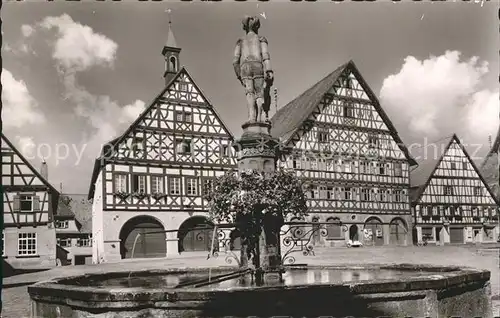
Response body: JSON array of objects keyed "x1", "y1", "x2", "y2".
[{"x1": 233, "y1": 16, "x2": 274, "y2": 123}]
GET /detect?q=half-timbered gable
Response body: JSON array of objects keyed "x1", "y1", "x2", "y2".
[
  {"x1": 89, "y1": 26, "x2": 236, "y2": 262},
  {"x1": 480, "y1": 126, "x2": 500, "y2": 200},
  {"x1": 1, "y1": 133, "x2": 59, "y2": 269},
  {"x1": 411, "y1": 134, "x2": 499, "y2": 244},
  {"x1": 271, "y1": 60, "x2": 417, "y2": 247}
]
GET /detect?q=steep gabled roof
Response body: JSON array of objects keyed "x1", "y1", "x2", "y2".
[
  {"x1": 87, "y1": 67, "x2": 234, "y2": 199},
  {"x1": 57, "y1": 194, "x2": 92, "y2": 233},
  {"x1": 1, "y1": 133, "x2": 59, "y2": 195},
  {"x1": 410, "y1": 134, "x2": 500, "y2": 205},
  {"x1": 270, "y1": 60, "x2": 416, "y2": 166},
  {"x1": 480, "y1": 126, "x2": 500, "y2": 200}
]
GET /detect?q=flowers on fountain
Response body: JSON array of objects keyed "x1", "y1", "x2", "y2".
[
  {"x1": 131, "y1": 191, "x2": 148, "y2": 200},
  {"x1": 204, "y1": 168, "x2": 309, "y2": 266},
  {"x1": 113, "y1": 190, "x2": 130, "y2": 200},
  {"x1": 151, "y1": 192, "x2": 167, "y2": 201}
]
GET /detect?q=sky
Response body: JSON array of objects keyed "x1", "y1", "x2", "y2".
[{"x1": 2, "y1": 1, "x2": 498, "y2": 195}]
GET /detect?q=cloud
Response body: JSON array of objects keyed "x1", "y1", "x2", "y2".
[
  {"x1": 40, "y1": 14, "x2": 117, "y2": 72},
  {"x1": 380, "y1": 51, "x2": 496, "y2": 145},
  {"x1": 21, "y1": 24, "x2": 34, "y2": 37},
  {"x1": 14, "y1": 135, "x2": 36, "y2": 158},
  {"x1": 35, "y1": 14, "x2": 143, "y2": 158},
  {"x1": 2, "y1": 69, "x2": 46, "y2": 128}
]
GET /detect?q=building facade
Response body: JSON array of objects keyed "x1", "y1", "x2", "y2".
[
  {"x1": 1, "y1": 133, "x2": 59, "y2": 270},
  {"x1": 411, "y1": 135, "x2": 499, "y2": 244},
  {"x1": 272, "y1": 61, "x2": 417, "y2": 247},
  {"x1": 55, "y1": 194, "x2": 93, "y2": 265},
  {"x1": 89, "y1": 25, "x2": 236, "y2": 263}
]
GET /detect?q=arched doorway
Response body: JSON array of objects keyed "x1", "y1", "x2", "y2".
[
  {"x1": 178, "y1": 216, "x2": 217, "y2": 252},
  {"x1": 119, "y1": 216, "x2": 166, "y2": 259},
  {"x1": 349, "y1": 224, "x2": 359, "y2": 241},
  {"x1": 364, "y1": 217, "x2": 384, "y2": 246},
  {"x1": 389, "y1": 218, "x2": 408, "y2": 245}
]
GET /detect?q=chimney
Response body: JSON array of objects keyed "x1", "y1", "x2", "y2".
[{"x1": 40, "y1": 159, "x2": 48, "y2": 180}]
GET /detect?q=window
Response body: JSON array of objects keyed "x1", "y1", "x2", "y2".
[
  {"x1": 394, "y1": 162, "x2": 403, "y2": 177},
  {"x1": 186, "y1": 178, "x2": 198, "y2": 196},
  {"x1": 378, "y1": 163, "x2": 386, "y2": 175},
  {"x1": 343, "y1": 102, "x2": 355, "y2": 118},
  {"x1": 393, "y1": 190, "x2": 402, "y2": 202},
  {"x1": 368, "y1": 134, "x2": 379, "y2": 148},
  {"x1": 169, "y1": 177, "x2": 181, "y2": 195},
  {"x1": 55, "y1": 220, "x2": 69, "y2": 229},
  {"x1": 450, "y1": 162, "x2": 456, "y2": 170},
  {"x1": 444, "y1": 186, "x2": 454, "y2": 196},
  {"x1": 343, "y1": 160, "x2": 352, "y2": 173},
  {"x1": 114, "y1": 174, "x2": 128, "y2": 192},
  {"x1": 2, "y1": 232, "x2": 5, "y2": 257},
  {"x1": 18, "y1": 233, "x2": 37, "y2": 256},
  {"x1": 326, "y1": 218, "x2": 342, "y2": 239},
  {"x1": 361, "y1": 188, "x2": 370, "y2": 201},
  {"x1": 317, "y1": 129, "x2": 329, "y2": 143},
  {"x1": 343, "y1": 187, "x2": 353, "y2": 201},
  {"x1": 176, "y1": 139, "x2": 192, "y2": 154},
  {"x1": 151, "y1": 176, "x2": 164, "y2": 194},
  {"x1": 203, "y1": 179, "x2": 214, "y2": 195},
  {"x1": 132, "y1": 175, "x2": 146, "y2": 193},
  {"x1": 77, "y1": 235, "x2": 92, "y2": 247},
  {"x1": 221, "y1": 145, "x2": 230, "y2": 157},
  {"x1": 57, "y1": 238, "x2": 72, "y2": 247},
  {"x1": 292, "y1": 158, "x2": 302, "y2": 169},
  {"x1": 169, "y1": 56, "x2": 177, "y2": 72},
  {"x1": 462, "y1": 161, "x2": 468, "y2": 170},
  {"x1": 175, "y1": 111, "x2": 192, "y2": 122},
  {"x1": 325, "y1": 187, "x2": 334, "y2": 200},
  {"x1": 131, "y1": 137, "x2": 144, "y2": 154},
  {"x1": 20, "y1": 195, "x2": 33, "y2": 212},
  {"x1": 474, "y1": 187, "x2": 482, "y2": 197}
]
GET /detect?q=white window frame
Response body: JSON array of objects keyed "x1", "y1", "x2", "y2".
[
  {"x1": 2, "y1": 231, "x2": 5, "y2": 257},
  {"x1": 114, "y1": 174, "x2": 128, "y2": 192},
  {"x1": 186, "y1": 178, "x2": 198, "y2": 196},
  {"x1": 20, "y1": 195, "x2": 33, "y2": 212},
  {"x1": 151, "y1": 175, "x2": 164, "y2": 194},
  {"x1": 57, "y1": 237, "x2": 72, "y2": 247},
  {"x1": 136, "y1": 175, "x2": 146, "y2": 193},
  {"x1": 18, "y1": 233, "x2": 37, "y2": 256},
  {"x1": 77, "y1": 235, "x2": 92, "y2": 247},
  {"x1": 55, "y1": 220, "x2": 69, "y2": 229},
  {"x1": 474, "y1": 187, "x2": 482, "y2": 197},
  {"x1": 169, "y1": 177, "x2": 181, "y2": 195}
]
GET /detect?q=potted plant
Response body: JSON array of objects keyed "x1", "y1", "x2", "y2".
[{"x1": 113, "y1": 190, "x2": 129, "y2": 200}]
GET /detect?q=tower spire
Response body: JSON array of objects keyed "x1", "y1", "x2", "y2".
[{"x1": 162, "y1": 8, "x2": 181, "y2": 85}]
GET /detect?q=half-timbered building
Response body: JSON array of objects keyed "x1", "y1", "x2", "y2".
[
  {"x1": 55, "y1": 194, "x2": 93, "y2": 265},
  {"x1": 271, "y1": 61, "x2": 417, "y2": 247},
  {"x1": 411, "y1": 134, "x2": 499, "y2": 245},
  {"x1": 88, "y1": 24, "x2": 236, "y2": 263},
  {"x1": 1, "y1": 133, "x2": 59, "y2": 269},
  {"x1": 481, "y1": 127, "x2": 500, "y2": 200}
]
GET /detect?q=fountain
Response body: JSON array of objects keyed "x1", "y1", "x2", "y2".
[{"x1": 29, "y1": 15, "x2": 493, "y2": 318}]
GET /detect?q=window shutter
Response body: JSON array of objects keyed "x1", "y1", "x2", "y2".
[
  {"x1": 13, "y1": 195, "x2": 20, "y2": 212},
  {"x1": 33, "y1": 196, "x2": 40, "y2": 211}
]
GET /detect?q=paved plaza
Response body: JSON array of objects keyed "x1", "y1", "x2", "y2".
[{"x1": 2, "y1": 245, "x2": 499, "y2": 317}]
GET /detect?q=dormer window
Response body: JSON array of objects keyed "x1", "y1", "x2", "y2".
[{"x1": 176, "y1": 139, "x2": 192, "y2": 154}]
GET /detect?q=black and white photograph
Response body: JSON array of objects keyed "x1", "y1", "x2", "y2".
[{"x1": 1, "y1": 1, "x2": 499, "y2": 317}]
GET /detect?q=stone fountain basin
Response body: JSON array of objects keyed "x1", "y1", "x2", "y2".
[{"x1": 29, "y1": 264, "x2": 493, "y2": 318}]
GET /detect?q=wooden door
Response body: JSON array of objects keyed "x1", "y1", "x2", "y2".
[{"x1": 449, "y1": 228, "x2": 464, "y2": 244}]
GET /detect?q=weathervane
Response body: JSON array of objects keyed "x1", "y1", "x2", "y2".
[{"x1": 165, "y1": 8, "x2": 172, "y2": 24}]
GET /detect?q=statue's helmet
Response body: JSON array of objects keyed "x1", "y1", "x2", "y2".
[{"x1": 242, "y1": 16, "x2": 260, "y2": 33}]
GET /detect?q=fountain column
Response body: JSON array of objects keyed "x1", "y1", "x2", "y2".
[{"x1": 233, "y1": 121, "x2": 282, "y2": 281}]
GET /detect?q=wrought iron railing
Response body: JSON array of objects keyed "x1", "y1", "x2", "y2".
[{"x1": 129, "y1": 221, "x2": 343, "y2": 265}]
